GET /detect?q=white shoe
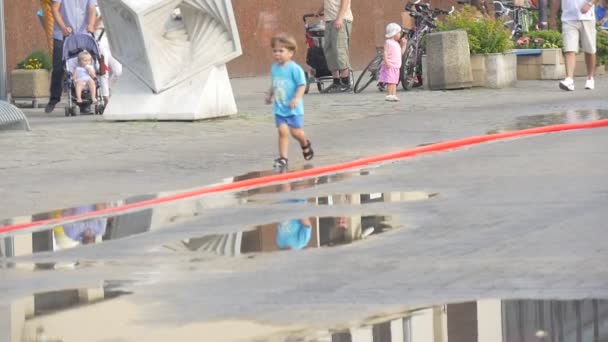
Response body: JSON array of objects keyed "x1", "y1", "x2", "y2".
[
  {"x1": 385, "y1": 95, "x2": 400, "y2": 102},
  {"x1": 361, "y1": 227, "x2": 375, "y2": 239},
  {"x1": 585, "y1": 78, "x2": 595, "y2": 90},
  {"x1": 559, "y1": 78, "x2": 574, "y2": 91}
]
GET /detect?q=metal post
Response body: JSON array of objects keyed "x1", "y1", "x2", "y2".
[
  {"x1": 539, "y1": 0, "x2": 548, "y2": 29},
  {"x1": 0, "y1": 0, "x2": 7, "y2": 100}
]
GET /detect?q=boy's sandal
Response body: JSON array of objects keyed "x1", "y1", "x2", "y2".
[
  {"x1": 301, "y1": 140, "x2": 314, "y2": 160},
  {"x1": 274, "y1": 157, "x2": 288, "y2": 169}
]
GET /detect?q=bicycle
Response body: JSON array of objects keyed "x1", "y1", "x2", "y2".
[
  {"x1": 493, "y1": 0, "x2": 537, "y2": 39},
  {"x1": 353, "y1": 1, "x2": 452, "y2": 93},
  {"x1": 401, "y1": 1, "x2": 454, "y2": 90}
]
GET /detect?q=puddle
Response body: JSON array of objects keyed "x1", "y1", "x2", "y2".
[
  {"x1": 285, "y1": 298, "x2": 608, "y2": 342},
  {"x1": 487, "y1": 109, "x2": 608, "y2": 134},
  {"x1": 161, "y1": 213, "x2": 397, "y2": 257},
  {"x1": 1, "y1": 187, "x2": 437, "y2": 263},
  {"x1": 5, "y1": 287, "x2": 608, "y2": 342}
]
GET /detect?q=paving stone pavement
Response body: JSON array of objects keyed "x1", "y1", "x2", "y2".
[
  {"x1": 1, "y1": 74, "x2": 608, "y2": 338},
  {"x1": 0, "y1": 75, "x2": 606, "y2": 218}
]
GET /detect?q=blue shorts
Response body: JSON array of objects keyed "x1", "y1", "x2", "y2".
[{"x1": 275, "y1": 114, "x2": 304, "y2": 128}]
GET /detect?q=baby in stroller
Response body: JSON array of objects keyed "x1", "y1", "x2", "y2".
[
  {"x1": 63, "y1": 33, "x2": 105, "y2": 116},
  {"x1": 72, "y1": 51, "x2": 97, "y2": 105}
]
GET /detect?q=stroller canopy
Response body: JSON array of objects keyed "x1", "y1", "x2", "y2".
[{"x1": 62, "y1": 33, "x2": 101, "y2": 61}]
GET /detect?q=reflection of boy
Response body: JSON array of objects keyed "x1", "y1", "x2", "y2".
[{"x1": 276, "y1": 218, "x2": 312, "y2": 250}]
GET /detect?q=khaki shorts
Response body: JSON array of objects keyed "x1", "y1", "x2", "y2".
[
  {"x1": 562, "y1": 20, "x2": 597, "y2": 54},
  {"x1": 323, "y1": 20, "x2": 352, "y2": 71}
]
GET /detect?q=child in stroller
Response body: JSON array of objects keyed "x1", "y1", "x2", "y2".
[
  {"x1": 63, "y1": 33, "x2": 105, "y2": 116},
  {"x1": 302, "y1": 14, "x2": 353, "y2": 93}
]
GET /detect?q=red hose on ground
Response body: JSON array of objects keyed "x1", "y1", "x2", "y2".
[{"x1": 2, "y1": 119, "x2": 608, "y2": 234}]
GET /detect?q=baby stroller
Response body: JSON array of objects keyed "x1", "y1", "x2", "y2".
[
  {"x1": 62, "y1": 33, "x2": 105, "y2": 116},
  {"x1": 302, "y1": 14, "x2": 353, "y2": 93}
]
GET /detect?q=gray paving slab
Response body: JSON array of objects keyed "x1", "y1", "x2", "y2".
[{"x1": 0, "y1": 76, "x2": 607, "y2": 219}]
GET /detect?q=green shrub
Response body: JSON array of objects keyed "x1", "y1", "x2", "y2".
[
  {"x1": 16, "y1": 50, "x2": 52, "y2": 70},
  {"x1": 526, "y1": 30, "x2": 562, "y2": 48},
  {"x1": 438, "y1": 5, "x2": 513, "y2": 54},
  {"x1": 597, "y1": 31, "x2": 608, "y2": 65}
]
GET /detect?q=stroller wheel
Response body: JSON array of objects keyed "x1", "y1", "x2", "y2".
[
  {"x1": 317, "y1": 82, "x2": 325, "y2": 93},
  {"x1": 71, "y1": 106, "x2": 80, "y2": 116},
  {"x1": 64, "y1": 107, "x2": 70, "y2": 117},
  {"x1": 304, "y1": 72, "x2": 310, "y2": 94}
]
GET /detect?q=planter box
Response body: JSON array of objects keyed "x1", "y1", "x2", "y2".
[
  {"x1": 424, "y1": 30, "x2": 473, "y2": 90},
  {"x1": 516, "y1": 48, "x2": 565, "y2": 80},
  {"x1": 574, "y1": 53, "x2": 606, "y2": 77},
  {"x1": 10, "y1": 69, "x2": 50, "y2": 108},
  {"x1": 470, "y1": 52, "x2": 517, "y2": 88}
]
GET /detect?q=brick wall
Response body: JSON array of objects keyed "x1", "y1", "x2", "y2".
[
  {"x1": 5, "y1": 0, "x2": 456, "y2": 80},
  {"x1": 5, "y1": 1, "x2": 49, "y2": 85}
]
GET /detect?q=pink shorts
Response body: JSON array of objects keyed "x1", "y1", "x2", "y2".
[{"x1": 379, "y1": 64, "x2": 400, "y2": 85}]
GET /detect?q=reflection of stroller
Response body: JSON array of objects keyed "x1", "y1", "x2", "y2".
[
  {"x1": 62, "y1": 33, "x2": 105, "y2": 116},
  {"x1": 302, "y1": 14, "x2": 353, "y2": 93}
]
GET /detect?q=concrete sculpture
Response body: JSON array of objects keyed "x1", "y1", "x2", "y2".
[{"x1": 98, "y1": 0, "x2": 242, "y2": 120}]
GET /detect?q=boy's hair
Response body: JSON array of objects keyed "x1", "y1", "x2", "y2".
[
  {"x1": 78, "y1": 50, "x2": 92, "y2": 61},
  {"x1": 271, "y1": 34, "x2": 297, "y2": 52}
]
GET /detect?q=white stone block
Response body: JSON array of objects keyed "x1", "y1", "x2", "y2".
[{"x1": 98, "y1": 0, "x2": 242, "y2": 120}]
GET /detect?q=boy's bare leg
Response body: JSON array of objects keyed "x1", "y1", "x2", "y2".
[
  {"x1": 88, "y1": 79, "x2": 97, "y2": 103},
  {"x1": 290, "y1": 127, "x2": 309, "y2": 148},
  {"x1": 278, "y1": 124, "x2": 290, "y2": 159},
  {"x1": 75, "y1": 81, "x2": 84, "y2": 102}
]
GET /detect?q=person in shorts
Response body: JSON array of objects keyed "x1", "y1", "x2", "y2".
[
  {"x1": 264, "y1": 34, "x2": 314, "y2": 170},
  {"x1": 317, "y1": 0, "x2": 353, "y2": 92},
  {"x1": 551, "y1": 0, "x2": 598, "y2": 91}
]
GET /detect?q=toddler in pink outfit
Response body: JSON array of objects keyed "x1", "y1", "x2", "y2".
[{"x1": 379, "y1": 23, "x2": 407, "y2": 102}]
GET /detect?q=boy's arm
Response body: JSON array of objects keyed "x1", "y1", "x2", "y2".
[
  {"x1": 264, "y1": 84, "x2": 273, "y2": 104},
  {"x1": 288, "y1": 85, "x2": 306, "y2": 108},
  {"x1": 317, "y1": 1, "x2": 324, "y2": 16}
]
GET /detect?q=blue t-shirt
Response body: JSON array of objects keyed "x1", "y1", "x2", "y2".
[
  {"x1": 276, "y1": 219, "x2": 312, "y2": 250},
  {"x1": 271, "y1": 61, "x2": 306, "y2": 117},
  {"x1": 597, "y1": 5, "x2": 608, "y2": 28}
]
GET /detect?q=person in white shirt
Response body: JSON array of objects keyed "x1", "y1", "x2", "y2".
[
  {"x1": 551, "y1": 0, "x2": 597, "y2": 91},
  {"x1": 94, "y1": 6, "x2": 123, "y2": 104}
]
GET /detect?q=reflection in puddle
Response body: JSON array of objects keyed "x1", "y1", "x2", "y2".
[
  {"x1": 285, "y1": 299, "x2": 608, "y2": 342},
  {"x1": 163, "y1": 213, "x2": 395, "y2": 256},
  {"x1": 1, "y1": 163, "x2": 436, "y2": 263},
  {"x1": 2, "y1": 189, "x2": 436, "y2": 264},
  {"x1": 487, "y1": 109, "x2": 608, "y2": 134},
  {"x1": 6, "y1": 289, "x2": 608, "y2": 342}
]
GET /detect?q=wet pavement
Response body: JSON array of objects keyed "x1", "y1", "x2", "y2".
[
  {"x1": 3, "y1": 82, "x2": 608, "y2": 342},
  {"x1": 5, "y1": 286, "x2": 608, "y2": 342}
]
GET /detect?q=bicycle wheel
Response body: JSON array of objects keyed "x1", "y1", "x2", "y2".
[
  {"x1": 354, "y1": 54, "x2": 382, "y2": 94},
  {"x1": 401, "y1": 45, "x2": 417, "y2": 91}
]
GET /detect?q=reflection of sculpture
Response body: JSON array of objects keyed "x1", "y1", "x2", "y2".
[{"x1": 98, "y1": 0, "x2": 242, "y2": 120}]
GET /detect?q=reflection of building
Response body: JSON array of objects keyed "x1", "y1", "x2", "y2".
[
  {"x1": 1, "y1": 282, "x2": 129, "y2": 342},
  {"x1": 312, "y1": 299, "x2": 608, "y2": 342}
]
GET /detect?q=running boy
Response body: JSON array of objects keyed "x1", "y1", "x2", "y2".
[{"x1": 265, "y1": 34, "x2": 314, "y2": 170}]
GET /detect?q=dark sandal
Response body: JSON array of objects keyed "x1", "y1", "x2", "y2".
[
  {"x1": 301, "y1": 140, "x2": 314, "y2": 160},
  {"x1": 274, "y1": 157, "x2": 288, "y2": 169}
]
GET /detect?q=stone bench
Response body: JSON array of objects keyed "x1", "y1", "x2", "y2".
[{"x1": 0, "y1": 101, "x2": 31, "y2": 131}]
